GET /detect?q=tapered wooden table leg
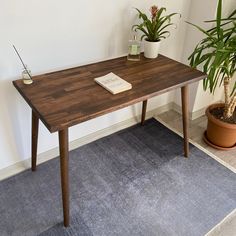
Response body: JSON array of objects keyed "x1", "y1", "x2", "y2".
[
  {"x1": 141, "y1": 100, "x2": 148, "y2": 125},
  {"x1": 32, "y1": 111, "x2": 39, "y2": 171},
  {"x1": 59, "y1": 129, "x2": 70, "y2": 227},
  {"x1": 181, "y1": 86, "x2": 189, "y2": 158}
]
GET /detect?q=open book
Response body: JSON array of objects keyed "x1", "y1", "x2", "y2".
[{"x1": 94, "y1": 72, "x2": 132, "y2": 94}]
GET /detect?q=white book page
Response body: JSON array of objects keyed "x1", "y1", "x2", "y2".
[{"x1": 94, "y1": 73, "x2": 132, "y2": 94}]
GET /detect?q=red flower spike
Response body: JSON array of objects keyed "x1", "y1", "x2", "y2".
[{"x1": 150, "y1": 5, "x2": 159, "y2": 20}]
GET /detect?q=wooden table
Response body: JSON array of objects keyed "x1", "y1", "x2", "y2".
[{"x1": 13, "y1": 54, "x2": 205, "y2": 227}]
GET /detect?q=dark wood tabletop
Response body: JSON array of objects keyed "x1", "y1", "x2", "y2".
[{"x1": 13, "y1": 54, "x2": 205, "y2": 133}]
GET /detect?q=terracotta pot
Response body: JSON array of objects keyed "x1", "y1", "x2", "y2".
[
  {"x1": 205, "y1": 103, "x2": 236, "y2": 149},
  {"x1": 144, "y1": 40, "x2": 161, "y2": 59}
]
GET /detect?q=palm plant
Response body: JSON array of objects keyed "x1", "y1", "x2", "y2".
[
  {"x1": 132, "y1": 6, "x2": 179, "y2": 42},
  {"x1": 188, "y1": 0, "x2": 236, "y2": 120}
]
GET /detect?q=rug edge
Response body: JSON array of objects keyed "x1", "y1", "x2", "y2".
[{"x1": 154, "y1": 116, "x2": 236, "y2": 174}]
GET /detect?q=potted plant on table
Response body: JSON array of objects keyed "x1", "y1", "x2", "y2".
[
  {"x1": 188, "y1": 0, "x2": 236, "y2": 149},
  {"x1": 132, "y1": 5, "x2": 179, "y2": 59}
]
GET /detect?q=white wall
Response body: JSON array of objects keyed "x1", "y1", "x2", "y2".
[
  {"x1": 223, "y1": 0, "x2": 236, "y2": 93},
  {"x1": 174, "y1": 0, "x2": 219, "y2": 112},
  {"x1": 223, "y1": 0, "x2": 236, "y2": 16},
  {"x1": 175, "y1": 0, "x2": 236, "y2": 113},
  {"x1": 0, "y1": 0, "x2": 190, "y2": 170}
]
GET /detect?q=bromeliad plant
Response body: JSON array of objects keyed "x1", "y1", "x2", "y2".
[
  {"x1": 132, "y1": 5, "x2": 179, "y2": 42},
  {"x1": 188, "y1": 0, "x2": 236, "y2": 120}
]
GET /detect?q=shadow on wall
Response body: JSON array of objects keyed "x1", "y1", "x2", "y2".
[{"x1": 0, "y1": 78, "x2": 31, "y2": 168}]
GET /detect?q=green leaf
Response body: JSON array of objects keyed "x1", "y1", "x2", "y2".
[
  {"x1": 186, "y1": 21, "x2": 217, "y2": 41},
  {"x1": 155, "y1": 7, "x2": 166, "y2": 22},
  {"x1": 156, "y1": 23, "x2": 174, "y2": 36},
  {"x1": 205, "y1": 17, "x2": 236, "y2": 23},
  {"x1": 216, "y1": 0, "x2": 222, "y2": 38},
  {"x1": 141, "y1": 35, "x2": 147, "y2": 41},
  {"x1": 203, "y1": 54, "x2": 213, "y2": 73},
  {"x1": 158, "y1": 30, "x2": 170, "y2": 38},
  {"x1": 135, "y1": 8, "x2": 148, "y2": 21},
  {"x1": 229, "y1": 9, "x2": 236, "y2": 18}
]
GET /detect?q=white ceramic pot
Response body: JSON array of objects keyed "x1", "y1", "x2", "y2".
[{"x1": 144, "y1": 40, "x2": 161, "y2": 59}]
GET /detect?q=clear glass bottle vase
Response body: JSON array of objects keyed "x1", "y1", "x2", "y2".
[
  {"x1": 22, "y1": 65, "x2": 33, "y2": 84},
  {"x1": 127, "y1": 35, "x2": 141, "y2": 61}
]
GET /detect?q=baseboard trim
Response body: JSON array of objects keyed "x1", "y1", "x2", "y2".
[
  {"x1": 154, "y1": 116, "x2": 236, "y2": 174},
  {"x1": 172, "y1": 101, "x2": 224, "y2": 120},
  {"x1": 172, "y1": 103, "x2": 206, "y2": 120},
  {"x1": 0, "y1": 103, "x2": 172, "y2": 181}
]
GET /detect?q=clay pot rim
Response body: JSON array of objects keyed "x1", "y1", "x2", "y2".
[{"x1": 205, "y1": 103, "x2": 236, "y2": 130}]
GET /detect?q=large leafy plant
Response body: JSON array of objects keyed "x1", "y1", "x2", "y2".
[
  {"x1": 188, "y1": 0, "x2": 236, "y2": 120},
  {"x1": 132, "y1": 5, "x2": 179, "y2": 42}
]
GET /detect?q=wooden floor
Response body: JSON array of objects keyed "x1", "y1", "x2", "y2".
[{"x1": 156, "y1": 110, "x2": 236, "y2": 171}]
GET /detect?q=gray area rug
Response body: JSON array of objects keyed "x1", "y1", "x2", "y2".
[{"x1": 0, "y1": 119, "x2": 235, "y2": 236}]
